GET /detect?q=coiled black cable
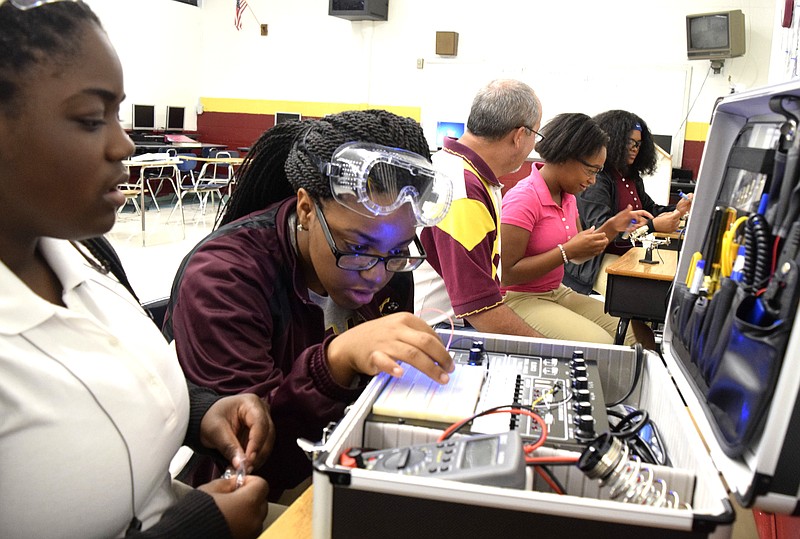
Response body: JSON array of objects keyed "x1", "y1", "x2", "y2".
[{"x1": 743, "y1": 214, "x2": 772, "y2": 288}]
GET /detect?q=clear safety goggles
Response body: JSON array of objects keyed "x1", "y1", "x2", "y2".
[
  {"x1": 315, "y1": 141, "x2": 453, "y2": 227},
  {"x1": 1, "y1": 0, "x2": 78, "y2": 9}
]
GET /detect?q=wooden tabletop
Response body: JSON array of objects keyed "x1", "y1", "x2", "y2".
[
  {"x1": 605, "y1": 247, "x2": 678, "y2": 281},
  {"x1": 259, "y1": 486, "x2": 313, "y2": 539},
  {"x1": 654, "y1": 231, "x2": 684, "y2": 240}
]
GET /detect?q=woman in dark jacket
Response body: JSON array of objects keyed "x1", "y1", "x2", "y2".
[
  {"x1": 563, "y1": 110, "x2": 692, "y2": 295},
  {"x1": 165, "y1": 110, "x2": 455, "y2": 499}
]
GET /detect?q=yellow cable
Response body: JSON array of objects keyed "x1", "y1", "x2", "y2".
[
  {"x1": 731, "y1": 215, "x2": 748, "y2": 236},
  {"x1": 531, "y1": 385, "x2": 558, "y2": 409},
  {"x1": 721, "y1": 215, "x2": 747, "y2": 278}
]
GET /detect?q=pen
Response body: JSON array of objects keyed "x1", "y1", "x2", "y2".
[
  {"x1": 730, "y1": 245, "x2": 746, "y2": 282},
  {"x1": 621, "y1": 219, "x2": 637, "y2": 240},
  {"x1": 690, "y1": 260, "x2": 705, "y2": 294},
  {"x1": 678, "y1": 190, "x2": 691, "y2": 201}
]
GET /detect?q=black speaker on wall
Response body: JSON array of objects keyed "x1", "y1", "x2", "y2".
[{"x1": 329, "y1": 0, "x2": 388, "y2": 21}]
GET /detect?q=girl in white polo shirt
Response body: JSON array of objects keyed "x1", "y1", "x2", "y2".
[{"x1": 0, "y1": 2, "x2": 273, "y2": 537}]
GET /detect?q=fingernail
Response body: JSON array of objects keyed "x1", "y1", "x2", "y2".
[
  {"x1": 439, "y1": 373, "x2": 450, "y2": 384},
  {"x1": 392, "y1": 366, "x2": 403, "y2": 377}
]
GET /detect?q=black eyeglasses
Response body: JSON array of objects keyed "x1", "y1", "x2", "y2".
[
  {"x1": 313, "y1": 202, "x2": 426, "y2": 273},
  {"x1": 519, "y1": 125, "x2": 545, "y2": 144},
  {"x1": 577, "y1": 158, "x2": 603, "y2": 177},
  {"x1": 627, "y1": 138, "x2": 642, "y2": 150}
]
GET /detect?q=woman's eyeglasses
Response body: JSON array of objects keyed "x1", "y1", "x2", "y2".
[
  {"x1": 577, "y1": 158, "x2": 603, "y2": 178},
  {"x1": 627, "y1": 138, "x2": 642, "y2": 150},
  {"x1": 314, "y1": 202, "x2": 427, "y2": 273}
]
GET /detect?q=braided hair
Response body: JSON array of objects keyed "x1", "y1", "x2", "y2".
[
  {"x1": 220, "y1": 109, "x2": 431, "y2": 226},
  {"x1": 593, "y1": 110, "x2": 657, "y2": 177},
  {"x1": 0, "y1": 1, "x2": 100, "y2": 114}
]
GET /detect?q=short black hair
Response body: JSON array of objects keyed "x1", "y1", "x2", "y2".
[{"x1": 535, "y1": 113, "x2": 609, "y2": 164}]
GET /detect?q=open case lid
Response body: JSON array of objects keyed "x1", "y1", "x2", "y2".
[{"x1": 662, "y1": 79, "x2": 800, "y2": 514}]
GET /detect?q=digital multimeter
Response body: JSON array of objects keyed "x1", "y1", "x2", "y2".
[{"x1": 358, "y1": 431, "x2": 526, "y2": 489}]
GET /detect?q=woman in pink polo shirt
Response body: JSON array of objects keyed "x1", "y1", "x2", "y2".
[{"x1": 500, "y1": 113, "x2": 653, "y2": 346}]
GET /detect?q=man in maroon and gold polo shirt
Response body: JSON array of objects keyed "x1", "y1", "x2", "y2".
[{"x1": 414, "y1": 79, "x2": 545, "y2": 337}]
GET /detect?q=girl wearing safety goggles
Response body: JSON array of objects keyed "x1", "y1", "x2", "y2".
[{"x1": 164, "y1": 109, "x2": 455, "y2": 499}]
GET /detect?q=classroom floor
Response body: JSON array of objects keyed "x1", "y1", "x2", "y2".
[{"x1": 106, "y1": 198, "x2": 217, "y2": 303}]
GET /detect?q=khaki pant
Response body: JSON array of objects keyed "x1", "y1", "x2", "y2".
[
  {"x1": 592, "y1": 254, "x2": 621, "y2": 297},
  {"x1": 504, "y1": 284, "x2": 636, "y2": 346}
]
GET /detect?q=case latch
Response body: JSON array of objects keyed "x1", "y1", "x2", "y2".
[{"x1": 296, "y1": 420, "x2": 339, "y2": 461}]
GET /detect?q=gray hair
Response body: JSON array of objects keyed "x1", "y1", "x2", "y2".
[{"x1": 466, "y1": 79, "x2": 540, "y2": 140}]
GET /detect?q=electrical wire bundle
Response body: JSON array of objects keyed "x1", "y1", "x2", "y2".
[
  {"x1": 438, "y1": 385, "x2": 579, "y2": 496},
  {"x1": 606, "y1": 407, "x2": 669, "y2": 466}
]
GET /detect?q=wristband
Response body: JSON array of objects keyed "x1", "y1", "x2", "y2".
[{"x1": 557, "y1": 244, "x2": 569, "y2": 265}]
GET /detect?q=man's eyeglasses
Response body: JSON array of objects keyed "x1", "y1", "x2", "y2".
[
  {"x1": 577, "y1": 158, "x2": 603, "y2": 178},
  {"x1": 627, "y1": 138, "x2": 642, "y2": 150},
  {"x1": 1, "y1": 0, "x2": 77, "y2": 9},
  {"x1": 519, "y1": 125, "x2": 545, "y2": 144},
  {"x1": 314, "y1": 202, "x2": 426, "y2": 273}
]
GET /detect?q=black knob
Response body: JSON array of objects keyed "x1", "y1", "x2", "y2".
[
  {"x1": 468, "y1": 340, "x2": 485, "y2": 364},
  {"x1": 573, "y1": 400, "x2": 592, "y2": 417},
  {"x1": 575, "y1": 414, "x2": 596, "y2": 440},
  {"x1": 572, "y1": 376, "x2": 589, "y2": 391},
  {"x1": 572, "y1": 364, "x2": 588, "y2": 379}
]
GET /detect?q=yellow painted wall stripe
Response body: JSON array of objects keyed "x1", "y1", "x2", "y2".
[
  {"x1": 685, "y1": 121, "x2": 709, "y2": 142},
  {"x1": 200, "y1": 97, "x2": 421, "y2": 121}
]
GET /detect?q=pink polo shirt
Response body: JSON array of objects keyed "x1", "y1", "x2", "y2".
[{"x1": 501, "y1": 162, "x2": 578, "y2": 293}]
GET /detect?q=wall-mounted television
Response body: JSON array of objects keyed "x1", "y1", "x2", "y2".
[
  {"x1": 652, "y1": 134, "x2": 673, "y2": 154},
  {"x1": 686, "y1": 9, "x2": 746, "y2": 60},
  {"x1": 435, "y1": 121, "x2": 465, "y2": 148},
  {"x1": 275, "y1": 112, "x2": 302, "y2": 125},
  {"x1": 329, "y1": 0, "x2": 388, "y2": 21},
  {"x1": 166, "y1": 106, "x2": 185, "y2": 132},
  {"x1": 132, "y1": 104, "x2": 156, "y2": 131}
]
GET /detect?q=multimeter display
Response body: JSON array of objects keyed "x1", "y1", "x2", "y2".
[
  {"x1": 358, "y1": 431, "x2": 526, "y2": 489},
  {"x1": 462, "y1": 437, "x2": 496, "y2": 469}
]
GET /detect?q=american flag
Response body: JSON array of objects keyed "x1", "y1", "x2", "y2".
[{"x1": 235, "y1": 0, "x2": 247, "y2": 30}]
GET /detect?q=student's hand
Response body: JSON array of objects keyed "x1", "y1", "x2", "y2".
[
  {"x1": 326, "y1": 312, "x2": 455, "y2": 386},
  {"x1": 653, "y1": 209, "x2": 682, "y2": 233},
  {"x1": 676, "y1": 193, "x2": 693, "y2": 215},
  {"x1": 200, "y1": 394, "x2": 276, "y2": 473},
  {"x1": 563, "y1": 226, "x2": 609, "y2": 260},
  {"x1": 200, "y1": 476, "x2": 270, "y2": 539},
  {"x1": 606, "y1": 205, "x2": 653, "y2": 234}
]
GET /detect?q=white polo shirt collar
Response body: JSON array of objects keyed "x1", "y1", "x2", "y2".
[{"x1": 0, "y1": 238, "x2": 93, "y2": 335}]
